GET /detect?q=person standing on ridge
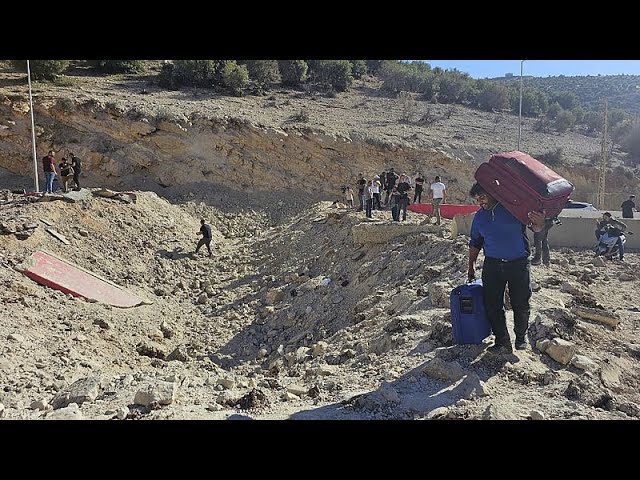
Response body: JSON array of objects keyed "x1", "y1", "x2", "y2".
[
  {"x1": 70, "y1": 152, "x2": 82, "y2": 190},
  {"x1": 414, "y1": 172, "x2": 425, "y2": 204},
  {"x1": 429, "y1": 175, "x2": 446, "y2": 225},
  {"x1": 41, "y1": 150, "x2": 57, "y2": 194},
  {"x1": 621, "y1": 195, "x2": 636, "y2": 219},
  {"x1": 531, "y1": 218, "x2": 555, "y2": 266}
]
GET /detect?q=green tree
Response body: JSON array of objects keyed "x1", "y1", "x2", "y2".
[
  {"x1": 278, "y1": 60, "x2": 308, "y2": 87},
  {"x1": 550, "y1": 91, "x2": 579, "y2": 110},
  {"x1": 88, "y1": 60, "x2": 145, "y2": 73},
  {"x1": 365, "y1": 60, "x2": 384, "y2": 75},
  {"x1": 583, "y1": 111, "x2": 603, "y2": 134},
  {"x1": 437, "y1": 69, "x2": 472, "y2": 104},
  {"x1": 474, "y1": 80, "x2": 510, "y2": 112},
  {"x1": 547, "y1": 102, "x2": 562, "y2": 120},
  {"x1": 244, "y1": 60, "x2": 280, "y2": 90},
  {"x1": 158, "y1": 60, "x2": 225, "y2": 89},
  {"x1": 221, "y1": 61, "x2": 249, "y2": 96},
  {"x1": 554, "y1": 109, "x2": 575, "y2": 133},
  {"x1": 312, "y1": 60, "x2": 353, "y2": 92},
  {"x1": 11, "y1": 60, "x2": 70, "y2": 80},
  {"x1": 350, "y1": 60, "x2": 367, "y2": 79},
  {"x1": 611, "y1": 119, "x2": 633, "y2": 147}
]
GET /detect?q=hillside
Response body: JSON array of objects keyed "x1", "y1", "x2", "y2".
[
  {"x1": 1, "y1": 190, "x2": 639, "y2": 420},
  {"x1": 496, "y1": 74, "x2": 640, "y2": 115},
  {"x1": 0, "y1": 63, "x2": 639, "y2": 421},
  {"x1": 1, "y1": 63, "x2": 639, "y2": 210}
]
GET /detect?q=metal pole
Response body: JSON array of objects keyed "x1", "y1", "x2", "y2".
[
  {"x1": 27, "y1": 60, "x2": 40, "y2": 193},
  {"x1": 517, "y1": 60, "x2": 524, "y2": 151}
]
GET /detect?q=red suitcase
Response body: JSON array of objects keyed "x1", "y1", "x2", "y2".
[{"x1": 474, "y1": 151, "x2": 574, "y2": 225}]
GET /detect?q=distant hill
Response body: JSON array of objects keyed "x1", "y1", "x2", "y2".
[{"x1": 494, "y1": 74, "x2": 640, "y2": 116}]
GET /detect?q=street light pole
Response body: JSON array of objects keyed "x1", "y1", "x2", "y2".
[
  {"x1": 517, "y1": 60, "x2": 525, "y2": 151},
  {"x1": 27, "y1": 60, "x2": 40, "y2": 193}
]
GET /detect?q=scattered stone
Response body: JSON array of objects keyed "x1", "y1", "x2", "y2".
[
  {"x1": 545, "y1": 338, "x2": 577, "y2": 365},
  {"x1": 565, "y1": 374, "x2": 612, "y2": 408},
  {"x1": 571, "y1": 305, "x2": 620, "y2": 327},
  {"x1": 46, "y1": 403, "x2": 83, "y2": 420},
  {"x1": 458, "y1": 373, "x2": 486, "y2": 399},
  {"x1": 282, "y1": 391, "x2": 300, "y2": 401},
  {"x1": 134, "y1": 381, "x2": 177, "y2": 407},
  {"x1": 422, "y1": 358, "x2": 466, "y2": 381},
  {"x1": 30, "y1": 399, "x2": 50, "y2": 411},
  {"x1": 351, "y1": 251, "x2": 366, "y2": 261},
  {"x1": 197, "y1": 293, "x2": 208, "y2": 304},
  {"x1": 426, "y1": 406, "x2": 449, "y2": 419},
  {"x1": 218, "y1": 377, "x2": 235, "y2": 389},
  {"x1": 8, "y1": 333, "x2": 24, "y2": 343},
  {"x1": 530, "y1": 410, "x2": 545, "y2": 420},
  {"x1": 428, "y1": 282, "x2": 451, "y2": 308},
  {"x1": 136, "y1": 341, "x2": 167, "y2": 359},
  {"x1": 265, "y1": 289, "x2": 285, "y2": 305},
  {"x1": 592, "y1": 256, "x2": 606, "y2": 267},
  {"x1": 312, "y1": 341, "x2": 328, "y2": 357},
  {"x1": 115, "y1": 406, "x2": 129, "y2": 420},
  {"x1": 483, "y1": 404, "x2": 519, "y2": 420},
  {"x1": 167, "y1": 345, "x2": 190, "y2": 362},
  {"x1": 51, "y1": 377, "x2": 100, "y2": 409},
  {"x1": 571, "y1": 354, "x2": 598, "y2": 372},
  {"x1": 45, "y1": 228, "x2": 70, "y2": 245},
  {"x1": 236, "y1": 389, "x2": 269, "y2": 410},
  {"x1": 286, "y1": 384, "x2": 308, "y2": 396}
]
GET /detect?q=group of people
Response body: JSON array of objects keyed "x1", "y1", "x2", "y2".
[
  {"x1": 344, "y1": 170, "x2": 447, "y2": 224},
  {"x1": 41, "y1": 150, "x2": 82, "y2": 194}
]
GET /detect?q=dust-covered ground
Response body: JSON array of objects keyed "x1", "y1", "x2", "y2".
[{"x1": 1, "y1": 189, "x2": 639, "y2": 420}]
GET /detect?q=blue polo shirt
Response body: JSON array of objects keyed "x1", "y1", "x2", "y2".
[{"x1": 469, "y1": 202, "x2": 530, "y2": 260}]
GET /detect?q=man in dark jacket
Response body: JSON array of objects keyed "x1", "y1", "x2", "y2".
[
  {"x1": 70, "y1": 152, "x2": 82, "y2": 190},
  {"x1": 195, "y1": 219, "x2": 213, "y2": 257},
  {"x1": 621, "y1": 195, "x2": 636, "y2": 219}
]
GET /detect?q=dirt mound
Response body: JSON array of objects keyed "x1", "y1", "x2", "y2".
[{"x1": 1, "y1": 190, "x2": 639, "y2": 420}]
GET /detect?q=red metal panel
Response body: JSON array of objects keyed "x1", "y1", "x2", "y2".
[{"x1": 17, "y1": 250, "x2": 148, "y2": 308}]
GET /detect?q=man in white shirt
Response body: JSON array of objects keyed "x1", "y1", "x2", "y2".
[{"x1": 429, "y1": 176, "x2": 446, "y2": 225}]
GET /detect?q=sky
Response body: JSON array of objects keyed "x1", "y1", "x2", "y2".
[{"x1": 417, "y1": 60, "x2": 640, "y2": 79}]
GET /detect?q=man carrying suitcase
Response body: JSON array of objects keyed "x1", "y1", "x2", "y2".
[{"x1": 467, "y1": 182, "x2": 545, "y2": 354}]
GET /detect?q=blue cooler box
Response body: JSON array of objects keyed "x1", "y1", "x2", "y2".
[{"x1": 449, "y1": 280, "x2": 492, "y2": 345}]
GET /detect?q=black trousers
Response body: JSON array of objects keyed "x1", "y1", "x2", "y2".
[
  {"x1": 196, "y1": 237, "x2": 212, "y2": 254},
  {"x1": 481, "y1": 257, "x2": 532, "y2": 346},
  {"x1": 391, "y1": 205, "x2": 400, "y2": 221},
  {"x1": 373, "y1": 192, "x2": 381, "y2": 209},
  {"x1": 413, "y1": 186, "x2": 423, "y2": 203},
  {"x1": 533, "y1": 225, "x2": 551, "y2": 263},
  {"x1": 399, "y1": 196, "x2": 408, "y2": 220},
  {"x1": 365, "y1": 198, "x2": 373, "y2": 218},
  {"x1": 73, "y1": 169, "x2": 81, "y2": 189}
]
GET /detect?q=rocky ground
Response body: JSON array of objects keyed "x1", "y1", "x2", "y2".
[
  {"x1": 1, "y1": 63, "x2": 639, "y2": 421},
  {"x1": 1, "y1": 189, "x2": 639, "y2": 420}
]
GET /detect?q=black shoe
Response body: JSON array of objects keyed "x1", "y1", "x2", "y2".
[
  {"x1": 530, "y1": 258, "x2": 541, "y2": 265},
  {"x1": 487, "y1": 343, "x2": 513, "y2": 355},
  {"x1": 515, "y1": 338, "x2": 528, "y2": 350}
]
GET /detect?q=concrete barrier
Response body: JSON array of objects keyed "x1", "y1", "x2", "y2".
[
  {"x1": 541, "y1": 216, "x2": 640, "y2": 249},
  {"x1": 451, "y1": 210, "x2": 639, "y2": 250}
]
